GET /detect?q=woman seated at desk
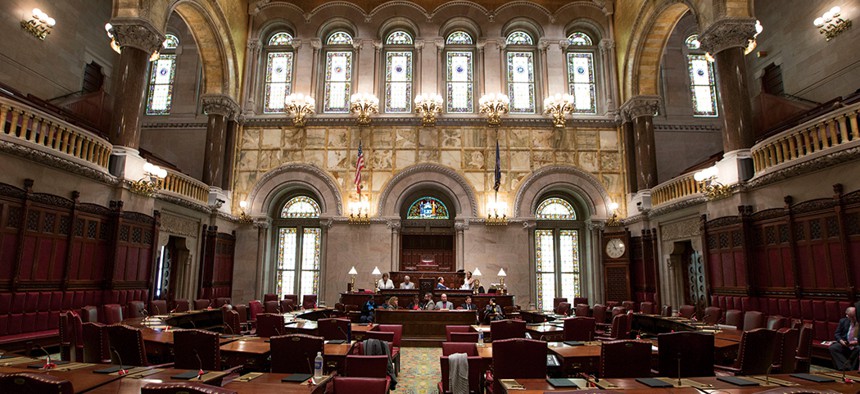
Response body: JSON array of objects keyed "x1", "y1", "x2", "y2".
[
  {"x1": 483, "y1": 298, "x2": 505, "y2": 323},
  {"x1": 382, "y1": 296, "x2": 400, "y2": 310},
  {"x1": 377, "y1": 273, "x2": 395, "y2": 290},
  {"x1": 459, "y1": 271, "x2": 474, "y2": 290}
]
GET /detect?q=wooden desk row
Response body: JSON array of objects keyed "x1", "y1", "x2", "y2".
[{"x1": 340, "y1": 291, "x2": 514, "y2": 310}]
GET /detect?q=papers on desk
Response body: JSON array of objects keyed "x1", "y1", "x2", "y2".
[
  {"x1": 546, "y1": 378, "x2": 586, "y2": 388},
  {"x1": 789, "y1": 373, "x2": 836, "y2": 383},
  {"x1": 635, "y1": 378, "x2": 673, "y2": 388},
  {"x1": 281, "y1": 373, "x2": 312, "y2": 383},
  {"x1": 235, "y1": 372, "x2": 264, "y2": 382},
  {"x1": 129, "y1": 368, "x2": 164, "y2": 379},
  {"x1": 0, "y1": 357, "x2": 38, "y2": 366},
  {"x1": 717, "y1": 376, "x2": 761, "y2": 386},
  {"x1": 325, "y1": 339, "x2": 347, "y2": 344},
  {"x1": 499, "y1": 379, "x2": 525, "y2": 390},
  {"x1": 654, "y1": 377, "x2": 715, "y2": 389}
]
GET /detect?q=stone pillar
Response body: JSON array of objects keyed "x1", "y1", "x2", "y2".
[
  {"x1": 387, "y1": 220, "x2": 401, "y2": 272},
  {"x1": 242, "y1": 40, "x2": 262, "y2": 114},
  {"x1": 254, "y1": 218, "x2": 272, "y2": 300},
  {"x1": 620, "y1": 113, "x2": 637, "y2": 194},
  {"x1": 221, "y1": 118, "x2": 239, "y2": 191},
  {"x1": 454, "y1": 221, "x2": 468, "y2": 271},
  {"x1": 599, "y1": 39, "x2": 617, "y2": 114},
  {"x1": 201, "y1": 95, "x2": 238, "y2": 189},
  {"x1": 621, "y1": 96, "x2": 660, "y2": 190}
]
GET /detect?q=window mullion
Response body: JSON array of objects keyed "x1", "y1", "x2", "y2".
[{"x1": 294, "y1": 226, "x2": 304, "y2": 294}]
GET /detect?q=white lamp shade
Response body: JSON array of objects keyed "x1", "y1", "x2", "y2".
[
  {"x1": 371, "y1": 267, "x2": 381, "y2": 276},
  {"x1": 473, "y1": 268, "x2": 482, "y2": 276},
  {"x1": 498, "y1": 268, "x2": 507, "y2": 277},
  {"x1": 348, "y1": 266, "x2": 358, "y2": 275}
]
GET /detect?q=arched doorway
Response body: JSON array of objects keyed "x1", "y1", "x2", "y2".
[
  {"x1": 399, "y1": 189, "x2": 456, "y2": 273},
  {"x1": 533, "y1": 194, "x2": 586, "y2": 311},
  {"x1": 270, "y1": 194, "x2": 323, "y2": 300}
]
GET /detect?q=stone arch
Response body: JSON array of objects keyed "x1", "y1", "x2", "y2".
[
  {"x1": 377, "y1": 164, "x2": 478, "y2": 219},
  {"x1": 563, "y1": 18, "x2": 606, "y2": 42},
  {"x1": 438, "y1": 17, "x2": 482, "y2": 41},
  {"x1": 514, "y1": 165, "x2": 613, "y2": 220},
  {"x1": 377, "y1": 17, "x2": 421, "y2": 41},
  {"x1": 317, "y1": 18, "x2": 358, "y2": 41},
  {"x1": 257, "y1": 20, "x2": 299, "y2": 43},
  {"x1": 628, "y1": 1, "x2": 695, "y2": 98},
  {"x1": 499, "y1": 17, "x2": 545, "y2": 40},
  {"x1": 246, "y1": 164, "x2": 343, "y2": 217}
]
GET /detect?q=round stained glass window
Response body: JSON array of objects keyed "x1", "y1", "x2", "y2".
[
  {"x1": 159, "y1": 68, "x2": 168, "y2": 76},
  {"x1": 516, "y1": 66, "x2": 525, "y2": 74},
  {"x1": 577, "y1": 67, "x2": 585, "y2": 74},
  {"x1": 456, "y1": 66, "x2": 464, "y2": 73},
  {"x1": 697, "y1": 69, "x2": 705, "y2": 76}
]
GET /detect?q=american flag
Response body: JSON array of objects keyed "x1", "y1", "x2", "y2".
[{"x1": 354, "y1": 140, "x2": 365, "y2": 194}]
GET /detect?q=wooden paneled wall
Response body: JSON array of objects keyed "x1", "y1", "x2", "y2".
[
  {"x1": 630, "y1": 229, "x2": 659, "y2": 304},
  {"x1": 198, "y1": 225, "x2": 235, "y2": 300}
]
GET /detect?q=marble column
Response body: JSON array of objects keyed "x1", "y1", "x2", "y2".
[
  {"x1": 221, "y1": 118, "x2": 239, "y2": 190},
  {"x1": 621, "y1": 96, "x2": 661, "y2": 190},
  {"x1": 454, "y1": 221, "x2": 468, "y2": 271},
  {"x1": 107, "y1": 22, "x2": 164, "y2": 149},
  {"x1": 700, "y1": 18, "x2": 758, "y2": 152},
  {"x1": 620, "y1": 113, "x2": 637, "y2": 194},
  {"x1": 201, "y1": 95, "x2": 238, "y2": 189},
  {"x1": 387, "y1": 220, "x2": 401, "y2": 272}
]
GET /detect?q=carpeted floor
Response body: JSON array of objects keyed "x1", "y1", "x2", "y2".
[{"x1": 396, "y1": 347, "x2": 442, "y2": 393}]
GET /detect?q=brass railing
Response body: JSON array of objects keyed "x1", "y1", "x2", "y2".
[
  {"x1": 157, "y1": 168, "x2": 209, "y2": 204},
  {"x1": 0, "y1": 97, "x2": 111, "y2": 171},
  {"x1": 651, "y1": 172, "x2": 703, "y2": 206},
  {"x1": 752, "y1": 102, "x2": 860, "y2": 174}
]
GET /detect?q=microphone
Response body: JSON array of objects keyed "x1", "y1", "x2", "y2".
[
  {"x1": 765, "y1": 364, "x2": 772, "y2": 385},
  {"x1": 841, "y1": 355, "x2": 855, "y2": 383},
  {"x1": 193, "y1": 350, "x2": 204, "y2": 380},
  {"x1": 223, "y1": 323, "x2": 235, "y2": 336},
  {"x1": 153, "y1": 303, "x2": 161, "y2": 316},
  {"x1": 337, "y1": 325, "x2": 351, "y2": 343},
  {"x1": 109, "y1": 346, "x2": 127, "y2": 375},
  {"x1": 304, "y1": 352, "x2": 313, "y2": 374},
  {"x1": 676, "y1": 352, "x2": 682, "y2": 387},
  {"x1": 187, "y1": 319, "x2": 197, "y2": 329},
  {"x1": 37, "y1": 345, "x2": 55, "y2": 370}
]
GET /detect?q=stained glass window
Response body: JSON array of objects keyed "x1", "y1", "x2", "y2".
[
  {"x1": 687, "y1": 54, "x2": 718, "y2": 116},
  {"x1": 566, "y1": 52, "x2": 596, "y2": 114},
  {"x1": 269, "y1": 32, "x2": 293, "y2": 46},
  {"x1": 446, "y1": 31, "x2": 473, "y2": 45},
  {"x1": 264, "y1": 52, "x2": 293, "y2": 113},
  {"x1": 280, "y1": 196, "x2": 321, "y2": 218},
  {"x1": 446, "y1": 51, "x2": 473, "y2": 113},
  {"x1": 567, "y1": 32, "x2": 592, "y2": 46},
  {"x1": 323, "y1": 51, "x2": 353, "y2": 113},
  {"x1": 276, "y1": 227, "x2": 321, "y2": 300},
  {"x1": 163, "y1": 34, "x2": 179, "y2": 49},
  {"x1": 536, "y1": 197, "x2": 576, "y2": 220},
  {"x1": 506, "y1": 31, "x2": 533, "y2": 45},
  {"x1": 507, "y1": 52, "x2": 535, "y2": 114},
  {"x1": 276, "y1": 227, "x2": 298, "y2": 296},
  {"x1": 535, "y1": 229, "x2": 556, "y2": 311},
  {"x1": 385, "y1": 51, "x2": 413, "y2": 113},
  {"x1": 407, "y1": 197, "x2": 450, "y2": 219},
  {"x1": 145, "y1": 54, "x2": 177, "y2": 115},
  {"x1": 386, "y1": 30, "x2": 413, "y2": 45},
  {"x1": 299, "y1": 228, "x2": 321, "y2": 299},
  {"x1": 559, "y1": 230, "x2": 580, "y2": 303},
  {"x1": 685, "y1": 34, "x2": 701, "y2": 50},
  {"x1": 327, "y1": 31, "x2": 353, "y2": 45}
]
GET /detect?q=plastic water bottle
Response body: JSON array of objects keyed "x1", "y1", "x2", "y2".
[
  {"x1": 478, "y1": 330, "x2": 484, "y2": 346},
  {"x1": 314, "y1": 352, "x2": 323, "y2": 377}
]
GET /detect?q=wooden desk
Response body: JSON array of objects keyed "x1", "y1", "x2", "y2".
[
  {"x1": 139, "y1": 328, "x2": 237, "y2": 363},
  {"x1": 222, "y1": 373, "x2": 331, "y2": 393},
  {"x1": 164, "y1": 309, "x2": 223, "y2": 330},
  {"x1": 85, "y1": 367, "x2": 230, "y2": 393},
  {"x1": 283, "y1": 322, "x2": 377, "y2": 341},
  {"x1": 375, "y1": 309, "x2": 480, "y2": 346},
  {"x1": 0, "y1": 364, "x2": 125, "y2": 393},
  {"x1": 505, "y1": 374, "x2": 856, "y2": 393},
  {"x1": 526, "y1": 322, "x2": 565, "y2": 341},
  {"x1": 220, "y1": 337, "x2": 271, "y2": 371},
  {"x1": 339, "y1": 292, "x2": 514, "y2": 311}
]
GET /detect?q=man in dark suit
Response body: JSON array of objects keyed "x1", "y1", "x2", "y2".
[
  {"x1": 460, "y1": 295, "x2": 477, "y2": 310},
  {"x1": 829, "y1": 307, "x2": 859, "y2": 370}
]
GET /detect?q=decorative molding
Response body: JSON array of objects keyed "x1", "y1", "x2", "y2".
[
  {"x1": 30, "y1": 193, "x2": 74, "y2": 209},
  {"x1": 649, "y1": 195, "x2": 707, "y2": 217},
  {"x1": 377, "y1": 163, "x2": 479, "y2": 218},
  {"x1": 108, "y1": 19, "x2": 164, "y2": 54},
  {"x1": 748, "y1": 145, "x2": 860, "y2": 189},
  {"x1": 160, "y1": 212, "x2": 200, "y2": 238},
  {"x1": 620, "y1": 95, "x2": 661, "y2": 120},
  {"x1": 154, "y1": 191, "x2": 211, "y2": 214},
  {"x1": 253, "y1": 217, "x2": 272, "y2": 229},
  {"x1": 454, "y1": 220, "x2": 469, "y2": 231},
  {"x1": 242, "y1": 114, "x2": 617, "y2": 128},
  {"x1": 653, "y1": 123, "x2": 722, "y2": 133},
  {"x1": 586, "y1": 219, "x2": 605, "y2": 231},
  {"x1": 141, "y1": 122, "x2": 207, "y2": 129},
  {"x1": 660, "y1": 217, "x2": 702, "y2": 241},
  {"x1": 706, "y1": 216, "x2": 741, "y2": 229},
  {"x1": 319, "y1": 218, "x2": 334, "y2": 229},
  {"x1": 247, "y1": 163, "x2": 344, "y2": 216},
  {"x1": 598, "y1": 38, "x2": 614, "y2": 53},
  {"x1": 386, "y1": 219, "x2": 401, "y2": 230},
  {"x1": 699, "y1": 17, "x2": 757, "y2": 55},
  {"x1": 0, "y1": 140, "x2": 117, "y2": 185}
]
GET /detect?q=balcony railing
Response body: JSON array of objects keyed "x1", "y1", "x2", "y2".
[
  {"x1": 651, "y1": 172, "x2": 704, "y2": 207},
  {"x1": 0, "y1": 97, "x2": 112, "y2": 171},
  {"x1": 157, "y1": 168, "x2": 209, "y2": 205},
  {"x1": 752, "y1": 102, "x2": 860, "y2": 174}
]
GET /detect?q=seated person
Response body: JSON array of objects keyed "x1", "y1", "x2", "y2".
[
  {"x1": 406, "y1": 294, "x2": 422, "y2": 310},
  {"x1": 483, "y1": 298, "x2": 505, "y2": 322},
  {"x1": 435, "y1": 293, "x2": 454, "y2": 310},
  {"x1": 830, "y1": 306, "x2": 860, "y2": 370},
  {"x1": 436, "y1": 277, "x2": 448, "y2": 290},
  {"x1": 472, "y1": 279, "x2": 485, "y2": 294},
  {"x1": 459, "y1": 271, "x2": 474, "y2": 290},
  {"x1": 423, "y1": 292, "x2": 436, "y2": 310},
  {"x1": 399, "y1": 275, "x2": 415, "y2": 289},
  {"x1": 359, "y1": 296, "x2": 377, "y2": 323},
  {"x1": 377, "y1": 273, "x2": 394, "y2": 290},
  {"x1": 383, "y1": 296, "x2": 399, "y2": 310},
  {"x1": 460, "y1": 295, "x2": 478, "y2": 310}
]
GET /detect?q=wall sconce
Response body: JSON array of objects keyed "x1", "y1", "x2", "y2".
[
  {"x1": 415, "y1": 93, "x2": 443, "y2": 126},
  {"x1": 130, "y1": 162, "x2": 167, "y2": 197},
  {"x1": 21, "y1": 8, "x2": 55, "y2": 40},
  {"x1": 497, "y1": 268, "x2": 507, "y2": 292},
  {"x1": 237, "y1": 201, "x2": 253, "y2": 224},
  {"x1": 744, "y1": 20, "x2": 764, "y2": 55},
  {"x1": 348, "y1": 266, "x2": 358, "y2": 292},
  {"x1": 543, "y1": 94, "x2": 575, "y2": 128},
  {"x1": 350, "y1": 93, "x2": 379, "y2": 125},
  {"x1": 693, "y1": 165, "x2": 731, "y2": 200},
  {"x1": 284, "y1": 93, "x2": 315, "y2": 127},
  {"x1": 607, "y1": 201, "x2": 621, "y2": 226},
  {"x1": 348, "y1": 199, "x2": 370, "y2": 225},
  {"x1": 486, "y1": 200, "x2": 508, "y2": 226},
  {"x1": 479, "y1": 93, "x2": 510, "y2": 126},
  {"x1": 814, "y1": 6, "x2": 852, "y2": 41}
]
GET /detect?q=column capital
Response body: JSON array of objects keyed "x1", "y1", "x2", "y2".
[
  {"x1": 247, "y1": 40, "x2": 262, "y2": 55},
  {"x1": 598, "y1": 38, "x2": 615, "y2": 54},
  {"x1": 699, "y1": 18, "x2": 757, "y2": 55},
  {"x1": 109, "y1": 19, "x2": 164, "y2": 54},
  {"x1": 620, "y1": 95, "x2": 661, "y2": 120},
  {"x1": 201, "y1": 94, "x2": 239, "y2": 118},
  {"x1": 386, "y1": 219, "x2": 401, "y2": 231},
  {"x1": 310, "y1": 38, "x2": 323, "y2": 50}
]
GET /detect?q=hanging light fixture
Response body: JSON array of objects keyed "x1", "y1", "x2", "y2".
[{"x1": 479, "y1": 93, "x2": 510, "y2": 126}]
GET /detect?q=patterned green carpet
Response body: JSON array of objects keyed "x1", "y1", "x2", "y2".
[{"x1": 397, "y1": 347, "x2": 442, "y2": 393}]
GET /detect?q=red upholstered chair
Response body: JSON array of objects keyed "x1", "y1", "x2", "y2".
[
  {"x1": 771, "y1": 328, "x2": 799, "y2": 373},
  {"x1": 270, "y1": 334, "x2": 324, "y2": 373},
  {"x1": 450, "y1": 332, "x2": 480, "y2": 343},
  {"x1": 107, "y1": 324, "x2": 148, "y2": 366},
  {"x1": 555, "y1": 302, "x2": 571, "y2": 316},
  {"x1": 489, "y1": 339, "x2": 547, "y2": 393},
  {"x1": 263, "y1": 293, "x2": 278, "y2": 303},
  {"x1": 247, "y1": 300, "x2": 263, "y2": 321},
  {"x1": 574, "y1": 304, "x2": 590, "y2": 317},
  {"x1": 715, "y1": 328, "x2": 778, "y2": 375},
  {"x1": 639, "y1": 302, "x2": 655, "y2": 314},
  {"x1": 610, "y1": 306, "x2": 626, "y2": 319},
  {"x1": 439, "y1": 356, "x2": 484, "y2": 394},
  {"x1": 0, "y1": 372, "x2": 73, "y2": 394},
  {"x1": 346, "y1": 355, "x2": 389, "y2": 380},
  {"x1": 573, "y1": 297, "x2": 588, "y2": 306},
  {"x1": 600, "y1": 340, "x2": 652, "y2": 378},
  {"x1": 661, "y1": 305, "x2": 672, "y2": 317},
  {"x1": 490, "y1": 319, "x2": 526, "y2": 341},
  {"x1": 678, "y1": 304, "x2": 695, "y2": 318},
  {"x1": 376, "y1": 324, "x2": 403, "y2": 347},
  {"x1": 82, "y1": 322, "x2": 110, "y2": 363},
  {"x1": 59, "y1": 311, "x2": 83, "y2": 362},
  {"x1": 442, "y1": 341, "x2": 479, "y2": 356},
  {"x1": 592, "y1": 304, "x2": 607, "y2": 324},
  {"x1": 141, "y1": 382, "x2": 237, "y2": 394},
  {"x1": 280, "y1": 299, "x2": 295, "y2": 313},
  {"x1": 795, "y1": 323, "x2": 813, "y2": 373},
  {"x1": 127, "y1": 301, "x2": 146, "y2": 318},
  {"x1": 563, "y1": 317, "x2": 595, "y2": 341},
  {"x1": 742, "y1": 311, "x2": 765, "y2": 331},
  {"x1": 657, "y1": 332, "x2": 714, "y2": 377},
  {"x1": 724, "y1": 309, "x2": 743, "y2": 330},
  {"x1": 103, "y1": 304, "x2": 124, "y2": 324},
  {"x1": 222, "y1": 310, "x2": 241, "y2": 335},
  {"x1": 446, "y1": 325, "x2": 472, "y2": 341},
  {"x1": 621, "y1": 301, "x2": 636, "y2": 312},
  {"x1": 80, "y1": 305, "x2": 98, "y2": 322},
  {"x1": 553, "y1": 298, "x2": 568, "y2": 312},
  {"x1": 597, "y1": 314, "x2": 628, "y2": 341},
  {"x1": 766, "y1": 315, "x2": 789, "y2": 330},
  {"x1": 255, "y1": 313, "x2": 285, "y2": 338},
  {"x1": 318, "y1": 318, "x2": 351, "y2": 341},
  {"x1": 213, "y1": 297, "x2": 231, "y2": 308},
  {"x1": 302, "y1": 294, "x2": 318, "y2": 309},
  {"x1": 233, "y1": 304, "x2": 248, "y2": 329},
  {"x1": 332, "y1": 377, "x2": 389, "y2": 394},
  {"x1": 173, "y1": 299, "x2": 190, "y2": 312},
  {"x1": 150, "y1": 300, "x2": 168, "y2": 316},
  {"x1": 264, "y1": 300, "x2": 280, "y2": 313},
  {"x1": 173, "y1": 329, "x2": 221, "y2": 371},
  {"x1": 703, "y1": 306, "x2": 722, "y2": 325},
  {"x1": 365, "y1": 331, "x2": 400, "y2": 373},
  {"x1": 193, "y1": 299, "x2": 211, "y2": 310}
]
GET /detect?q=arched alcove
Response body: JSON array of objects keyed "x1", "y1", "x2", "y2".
[
  {"x1": 514, "y1": 165, "x2": 613, "y2": 220},
  {"x1": 245, "y1": 164, "x2": 343, "y2": 217},
  {"x1": 377, "y1": 164, "x2": 478, "y2": 219}
]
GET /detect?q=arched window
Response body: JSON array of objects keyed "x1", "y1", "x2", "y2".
[
  {"x1": 322, "y1": 30, "x2": 355, "y2": 113},
  {"x1": 685, "y1": 34, "x2": 718, "y2": 116},
  {"x1": 275, "y1": 196, "x2": 322, "y2": 299},
  {"x1": 145, "y1": 33, "x2": 180, "y2": 115},
  {"x1": 262, "y1": 31, "x2": 295, "y2": 114},
  {"x1": 383, "y1": 30, "x2": 414, "y2": 113},
  {"x1": 505, "y1": 30, "x2": 537, "y2": 114},
  {"x1": 444, "y1": 30, "x2": 475, "y2": 113},
  {"x1": 406, "y1": 197, "x2": 450, "y2": 219},
  {"x1": 534, "y1": 196, "x2": 581, "y2": 311},
  {"x1": 565, "y1": 32, "x2": 597, "y2": 114}
]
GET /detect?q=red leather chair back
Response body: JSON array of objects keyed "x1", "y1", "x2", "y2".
[
  {"x1": 59, "y1": 312, "x2": 73, "y2": 361},
  {"x1": 82, "y1": 322, "x2": 110, "y2": 363},
  {"x1": 657, "y1": 331, "x2": 714, "y2": 377},
  {"x1": 69, "y1": 312, "x2": 83, "y2": 362},
  {"x1": 332, "y1": 377, "x2": 388, "y2": 394},
  {"x1": 600, "y1": 340, "x2": 652, "y2": 378},
  {"x1": 173, "y1": 329, "x2": 221, "y2": 371},
  {"x1": 345, "y1": 355, "x2": 388, "y2": 378},
  {"x1": 678, "y1": 304, "x2": 695, "y2": 318},
  {"x1": 173, "y1": 299, "x2": 190, "y2": 312},
  {"x1": 492, "y1": 339, "x2": 547, "y2": 386},
  {"x1": 639, "y1": 302, "x2": 655, "y2": 314},
  {"x1": 141, "y1": 382, "x2": 237, "y2": 394},
  {"x1": 556, "y1": 302, "x2": 571, "y2": 316},
  {"x1": 150, "y1": 300, "x2": 167, "y2": 316},
  {"x1": 795, "y1": 323, "x2": 813, "y2": 372},
  {"x1": 563, "y1": 317, "x2": 595, "y2": 341},
  {"x1": 573, "y1": 297, "x2": 588, "y2": 306},
  {"x1": 263, "y1": 293, "x2": 278, "y2": 303},
  {"x1": 283, "y1": 294, "x2": 299, "y2": 305},
  {"x1": 734, "y1": 328, "x2": 778, "y2": 374},
  {"x1": 255, "y1": 313, "x2": 285, "y2": 338},
  {"x1": 302, "y1": 294, "x2": 318, "y2": 309},
  {"x1": 80, "y1": 305, "x2": 98, "y2": 323},
  {"x1": 610, "y1": 306, "x2": 626, "y2": 318},
  {"x1": 491, "y1": 319, "x2": 526, "y2": 341},
  {"x1": 318, "y1": 318, "x2": 351, "y2": 341},
  {"x1": 592, "y1": 304, "x2": 607, "y2": 323},
  {"x1": 725, "y1": 309, "x2": 743, "y2": 329},
  {"x1": 703, "y1": 306, "x2": 722, "y2": 325},
  {"x1": 553, "y1": 298, "x2": 568, "y2": 312},
  {"x1": 233, "y1": 304, "x2": 248, "y2": 324},
  {"x1": 574, "y1": 304, "x2": 590, "y2": 317},
  {"x1": 270, "y1": 334, "x2": 324, "y2": 374},
  {"x1": 103, "y1": 304, "x2": 123, "y2": 324},
  {"x1": 0, "y1": 372, "x2": 73, "y2": 394},
  {"x1": 223, "y1": 310, "x2": 241, "y2": 335},
  {"x1": 445, "y1": 325, "x2": 472, "y2": 341},
  {"x1": 441, "y1": 341, "x2": 478, "y2": 356},
  {"x1": 193, "y1": 299, "x2": 210, "y2": 310},
  {"x1": 743, "y1": 311, "x2": 765, "y2": 331},
  {"x1": 280, "y1": 299, "x2": 295, "y2": 312},
  {"x1": 607, "y1": 313, "x2": 626, "y2": 340},
  {"x1": 248, "y1": 300, "x2": 263, "y2": 320},
  {"x1": 365, "y1": 331, "x2": 395, "y2": 344},
  {"x1": 264, "y1": 300, "x2": 280, "y2": 313},
  {"x1": 376, "y1": 324, "x2": 403, "y2": 346},
  {"x1": 449, "y1": 332, "x2": 479, "y2": 343},
  {"x1": 439, "y1": 356, "x2": 483, "y2": 394},
  {"x1": 766, "y1": 315, "x2": 788, "y2": 330},
  {"x1": 213, "y1": 297, "x2": 231, "y2": 308},
  {"x1": 773, "y1": 328, "x2": 799, "y2": 373},
  {"x1": 127, "y1": 301, "x2": 146, "y2": 318},
  {"x1": 107, "y1": 324, "x2": 148, "y2": 366},
  {"x1": 621, "y1": 301, "x2": 636, "y2": 312}
]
